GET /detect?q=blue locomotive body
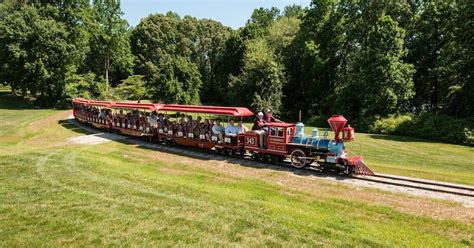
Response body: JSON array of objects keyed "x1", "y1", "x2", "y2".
[{"x1": 289, "y1": 122, "x2": 347, "y2": 164}]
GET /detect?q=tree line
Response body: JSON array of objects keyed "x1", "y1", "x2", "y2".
[{"x1": 0, "y1": 0, "x2": 472, "y2": 125}]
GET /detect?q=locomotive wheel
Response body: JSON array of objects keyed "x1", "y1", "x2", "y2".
[
  {"x1": 251, "y1": 153, "x2": 260, "y2": 161},
  {"x1": 290, "y1": 149, "x2": 308, "y2": 168},
  {"x1": 261, "y1": 154, "x2": 270, "y2": 163},
  {"x1": 270, "y1": 155, "x2": 278, "y2": 163}
]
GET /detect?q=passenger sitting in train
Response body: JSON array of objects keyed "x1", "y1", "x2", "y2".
[
  {"x1": 252, "y1": 112, "x2": 267, "y2": 148},
  {"x1": 177, "y1": 114, "x2": 185, "y2": 134},
  {"x1": 126, "y1": 112, "x2": 133, "y2": 128},
  {"x1": 225, "y1": 120, "x2": 239, "y2": 144},
  {"x1": 263, "y1": 108, "x2": 282, "y2": 123},
  {"x1": 193, "y1": 116, "x2": 202, "y2": 138},
  {"x1": 237, "y1": 120, "x2": 248, "y2": 134},
  {"x1": 139, "y1": 112, "x2": 145, "y2": 129},
  {"x1": 92, "y1": 107, "x2": 99, "y2": 121},
  {"x1": 225, "y1": 120, "x2": 238, "y2": 137},
  {"x1": 98, "y1": 109, "x2": 106, "y2": 121},
  {"x1": 157, "y1": 113, "x2": 167, "y2": 129},
  {"x1": 201, "y1": 119, "x2": 210, "y2": 139},
  {"x1": 179, "y1": 114, "x2": 186, "y2": 124},
  {"x1": 186, "y1": 115, "x2": 193, "y2": 134},
  {"x1": 133, "y1": 110, "x2": 140, "y2": 129},
  {"x1": 106, "y1": 109, "x2": 113, "y2": 129},
  {"x1": 148, "y1": 111, "x2": 158, "y2": 129},
  {"x1": 118, "y1": 110, "x2": 125, "y2": 127},
  {"x1": 212, "y1": 119, "x2": 225, "y2": 142},
  {"x1": 252, "y1": 112, "x2": 266, "y2": 130}
]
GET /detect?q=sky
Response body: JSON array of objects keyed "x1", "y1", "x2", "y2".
[{"x1": 121, "y1": 0, "x2": 311, "y2": 29}]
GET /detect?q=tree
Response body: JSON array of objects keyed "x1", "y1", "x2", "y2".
[
  {"x1": 193, "y1": 19, "x2": 231, "y2": 104},
  {"x1": 229, "y1": 39, "x2": 284, "y2": 113},
  {"x1": 115, "y1": 75, "x2": 146, "y2": 101},
  {"x1": 284, "y1": 0, "x2": 343, "y2": 117},
  {"x1": 439, "y1": 1, "x2": 474, "y2": 117},
  {"x1": 406, "y1": 2, "x2": 455, "y2": 111},
  {"x1": 213, "y1": 32, "x2": 246, "y2": 105},
  {"x1": 64, "y1": 72, "x2": 106, "y2": 100},
  {"x1": 0, "y1": 4, "x2": 88, "y2": 106},
  {"x1": 265, "y1": 15, "x2": 301, "y2": 59},
  {"x1": 146, "y1": 56, "x2": 201, "y2": 104},
  {"x1": 241, "y1": 7, "x2": 280, "y2": 40},
  {"x1": 337, "y1": 14, "x2": 414, "y2": 118},
  {"x1": 84, "y1": 0, "x2": 133, "y2": 85},
  {"x1": 131, "y1": 13, "x2": 202, "y2": 104}
]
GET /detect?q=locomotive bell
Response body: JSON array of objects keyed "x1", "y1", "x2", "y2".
[{"x1": 327, "y1": 115, "x2": 347, "y2": 141}]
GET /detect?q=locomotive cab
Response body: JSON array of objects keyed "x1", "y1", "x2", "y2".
[{"x1": 243, "y1": 122, "x2": 295, "y2": 162}]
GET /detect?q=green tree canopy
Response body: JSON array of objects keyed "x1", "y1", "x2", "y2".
[
  {"x1": 229, "y1": 39, "x2": 284, "y2": 113},
  {"x1": 0, "y1": 4, "x2": 88, "y2": 107},
  {"x1": 115, "y1": 75, "x2": 146, "y2": 101},
  {"x1": 83, "y1": 0, "x2": 134, "y2": 85},
  {"x1": 131, "y1": 13, "x2": 205, "y2": 104},
  {"x1": 338, "y1": 14, "x2": 414, "y2": 118}
]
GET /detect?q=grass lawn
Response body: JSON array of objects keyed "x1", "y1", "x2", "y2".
[{"x1": 0, "y1": 92, "x2": 473, "y2": 246}]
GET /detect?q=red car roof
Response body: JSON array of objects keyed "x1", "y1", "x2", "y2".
[
  {"x1": 159, "y1": 104, "x2": 254, "y2": 117},
  {"x1": 72, "y1": 98, "x2": 254, "y2": 117},
  {"x1": 88, "y1": 100, "x2": 113, "y2": 108},
  {"x1": 113, "y1": 102, "x2": 158, "y2": 111}
]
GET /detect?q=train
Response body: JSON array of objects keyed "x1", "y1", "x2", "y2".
[{"x1": 72, "y1": 98, "x2": 374, "y2": 176}]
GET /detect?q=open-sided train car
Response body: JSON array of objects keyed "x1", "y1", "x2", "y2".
[
  {"x1": 72, "y1": 98, "x2": 373, "y2": 175},
  {"x1": 154, "y1": 104, "x2": 254, "y2": 151}
]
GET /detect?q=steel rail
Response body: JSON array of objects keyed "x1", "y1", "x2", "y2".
[{"x1": 351, "y1": 175, "x2": 474, "y2": 197}]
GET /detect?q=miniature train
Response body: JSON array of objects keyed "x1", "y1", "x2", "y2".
[{"x1": 72, "y1": 98, "x2": 374, "y2": 175}]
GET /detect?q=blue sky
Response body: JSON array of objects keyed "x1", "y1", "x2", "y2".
[{"x1": 121, "y1": 0, "x2": 311, "y2": 29}]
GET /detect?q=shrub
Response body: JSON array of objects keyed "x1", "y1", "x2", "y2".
[
  {"x1": 369, "y1": 113, "x2": 474, "y2": 146},
  {"x1": 370, "y1": 114, "x2": 413, "y2": 134}
]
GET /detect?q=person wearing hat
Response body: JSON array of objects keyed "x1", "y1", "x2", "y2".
[
  {"x1": 252, "y1": 112, "x2": 267, "y2": 130},
  {"x1": 263, "y1": 108, "x2": 281, "y2": 123}
]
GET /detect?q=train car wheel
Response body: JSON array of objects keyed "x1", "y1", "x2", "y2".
[
  {"x1": 343, "y1": 164, "x2": 354, "y2": 175},
  {"x1": 290, "y1": 149, "x2": 308, "y2": 169}
]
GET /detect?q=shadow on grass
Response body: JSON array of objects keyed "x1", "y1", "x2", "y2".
[
  {"x1": 0, "y1": 91, "x2": 40, "y2": 110},
  {"x1": 58, "y1": 117, "x2": 350, "y2": 182},
  {"x1": 57, "y1": 120, "x2": 91, "y2": 135}
]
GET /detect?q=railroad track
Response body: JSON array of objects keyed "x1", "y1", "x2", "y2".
[
  {"x1": 68, "y1": 116, "x2": 474, "y2": 198},
  {"x1": 352, "y1": 174, "x2": 474, "y2": 197}
]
